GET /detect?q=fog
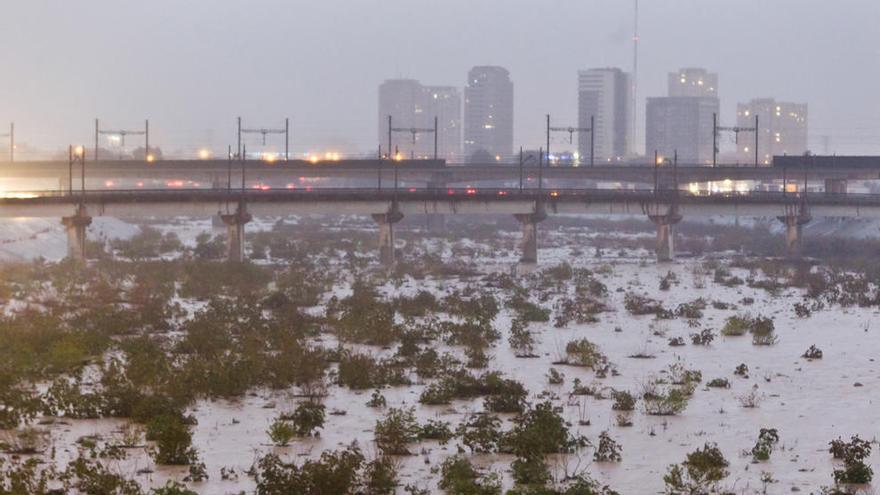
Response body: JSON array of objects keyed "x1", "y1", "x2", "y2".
[{"x1": 1, "y1": 1, "x2": 879, "y2": 154}]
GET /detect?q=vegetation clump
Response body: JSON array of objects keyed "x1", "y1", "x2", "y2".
[
  {"x1": 254, "y1": 445, "x2": 366, "y2": 495},
  {"x1": 803, "y1": 345, "x2": 824, "y2": 360},
  {"x1": 829, "y1": 436, "x2": 873, "y2": 485},
  {"x1": 561, "y1": 338, "x2": 609, "y2": 370},
  {"x1": 509, "y1": 317, "x2": 538, "y2": 357},
  {"x1": 751, "y1": 428, "x2": 780, "y2": 462},
  {"x1": 439, "y1": 456, "x2": 501, "y2": 495},
  {"x1": 663, "y1": 443, "x2": 730, "y2": 494},
  {"x1": 593, "y1": 431, "x2": 622, "y2": 462},
  {"x1": 374, "y1": 407, "x2": 420, "y2": 455}
]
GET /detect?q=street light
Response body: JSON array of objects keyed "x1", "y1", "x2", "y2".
[{"x1": 68, "y1": 145, "x2": 85, "y2": 196}]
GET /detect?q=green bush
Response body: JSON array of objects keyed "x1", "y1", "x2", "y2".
[
  {"x1": 830, "y1": 435, "x2": 873, "y2": 485},
  {"x1": 751, "y1": 428, "x2": 779, "y2": 462},
  {"x1": 663, "y1": 443, "x2": 729, "y2": 494},
  {"x1": 593, "y1": 431, "x2": 622, "y2": 462},
  {"x1": 147, "y1": 414, "x2": 198, "y2": 465},
  {"x1": 504, "y1": 401, "x2": 588, "y2": 456},
  {"x1": 418, "y1": 419, "x2": 453, "y2": 444},
  {"x1": 438, "y1": 456, "x2": 501, "y2": 495},
  {"x1": 563, "y1": 339, "x2": 608, "y2": 369},
  {"x1": 374, "y1": 407, "x2": 420, "y2": 455},
  {"x1": 267, "y1": 417, "x2": 297, "y2": 447},
  {"x1": 363, "y1": 457, "x2": 398, "y2": 495},
  {"x1": 456, "y1": 413, "x2": 503, "y2": 454},
  {"x1": 254, "y1": 446, "x2": 364, "y2": 495}
]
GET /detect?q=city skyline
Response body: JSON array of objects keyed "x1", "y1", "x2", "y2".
[{"x1": 0, "y1": 1, "x2": 877, "y2": 158}]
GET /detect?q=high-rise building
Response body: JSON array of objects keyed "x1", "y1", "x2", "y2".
[
  {"x1": 668, "y1": 68, "x2": 718, "y2": 98},
  {"x1": 645, "y1": 67, "x2": 720, "y2": 165},
  {"x1": 423, "y1": 86, "x2": 462, "y2": 163},
  {"x1": 464, "y1": 66, "x2": 514, "y2": 163},
  {"x1": 578, "y1": 68, "x2": 631, "y2": 163},
  {"x1": 378, "y1": 79, "x2": 462, "y2": 161},
  {"x1": 646, "y1": 96, "x2": 719, "y2": 165},
  {"x1": 736, "y1": 98, "x2": 808, "y2": 164}
]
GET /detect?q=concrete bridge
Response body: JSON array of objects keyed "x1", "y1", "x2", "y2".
[
  {"x1": 3, "y1": 187, "x2": 877, "y2": 265},
  {"x1": 0, "y1": 157, "x2": 877, "y2": 192}
]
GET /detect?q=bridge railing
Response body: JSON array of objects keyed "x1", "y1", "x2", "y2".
[{"x1": 1, "y1": 187, "x2": 879, "y2": 206}]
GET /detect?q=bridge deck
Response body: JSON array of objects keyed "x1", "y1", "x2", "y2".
[{"x1": 0, "y1": 188, "x2": 878, "y2": 219}]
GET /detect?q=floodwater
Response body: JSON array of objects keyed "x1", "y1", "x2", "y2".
[{"x1": 6, "y1": 220, "x2": 880, "y2": 494}]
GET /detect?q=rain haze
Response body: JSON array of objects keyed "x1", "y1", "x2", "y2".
[
  {"x1": 1, "y1": 0, "x2": 879, "y2": 156},
  {"x1": 3, "y1": 2, "x2": 880, "y2": 495}
]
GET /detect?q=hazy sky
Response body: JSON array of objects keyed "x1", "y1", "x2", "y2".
[{"x1": 1, "y1": 0, "x2": 879, "y2": 157}]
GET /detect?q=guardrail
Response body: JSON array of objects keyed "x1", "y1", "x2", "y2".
[{"x1": 1, "y1": 187, "x2": 879, "y2": 207}]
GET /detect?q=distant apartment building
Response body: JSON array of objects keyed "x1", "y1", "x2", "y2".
[
  {"x1": 378, "y1": 79, "x2": 461, "y2": 162},
  {"x1": 646, "y1": 96, "x2": 719, "y2": 164},
  {"x1": 645, "y1": 67, "x2": 720, "y2": 164},
  {"x1": 668, "y1": 68, "x2": 719, "y2": 98},
  {"x1": 577, "y1": 68, "x2": 631, "y2": 164},
  {"x1": 736, "y1": 98, "x2": 808, "y2": 164},
  {"x1": 463, "y1": 66, "x2": 514, "y2": 163}
]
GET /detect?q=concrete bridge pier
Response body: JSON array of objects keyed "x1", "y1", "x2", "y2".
[
  {"x1": 648, "y1": 213, "x2": 682, "y2": 263},
  {"x1": 824, "y1": 178, "x2": 848, "y2": 195},
  {"x1": 514, "y1": 205, "x2": 547, "y2": 264},
  {"x1": 777, "y1": 207, "x2": 811, "y2": 258},
  {"x1": 372, "y1": 206, "x2": 404, "y2": 266},
  {"x1": 61, "y1": 205, "x2": 92, "y2": 262},
  {"x1": 220, "y1": 205, "x2": 253, "y2": 262}
]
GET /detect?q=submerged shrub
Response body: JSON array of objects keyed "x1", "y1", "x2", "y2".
[
  {"x1": 663, "y1": 443, "x2": 729, "y2": 494},
  {"x1": 374, "y1": 407, "x2": 420, "y2": 455},
  {"x1": 254, "y1": 446, "x2": 364, "y2": 495},
  {"x1": 751, "y1": 428, "x2": 780, "y2": 462},
  {"x1": 267, "y1": 417, "x2": 297, "y2": 447},
  {"x1": 830, "y1": 435, "x2": 873, "y2": 485},
  {"x1": 802, "y1": 345, "x2": 823, "y2": 360},
  {"x1": 439, "y1": 456, "x2": 501, "y2": 495},
  {"x1": 562, "y1": 339, "x2": 608, "y2": 369},
  {"x1": 147, "y1": 414, "x2": 198, "y2": 465},
  {"x1": 593, "y1": 431, "x2": 622, "y2": 462}
]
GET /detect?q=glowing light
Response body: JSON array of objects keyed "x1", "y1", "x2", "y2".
[
  {"x1": 146, "y1": 154, "x2": 156, "y2": 163},
  {"x1": 656, "y1": 156, "x2": 665, "y2": 165},
  {"x1": 466, "y1": 188, "x2": 477, "y2": 195},
  {"x1": 0, "y1": 192, "x2": 38, "y2": 199},
  {"x1": 263, "y1": 153, "x2": 276, "y2": 163},
  {"x1": 136, "y1": 181, "x2": 144, "y2": 188},
  {"x1": 104, "y1": 180, "x2": 115, "y2": 188},
  {"x1": 74, "y1": 146, "x2": 85, "y2": 157},
  {"x1": 394, "y1": 153, "x2": 403, "y2": 162},
  {"x1": 309, "y1": 155, "x2": 320, "y2": 164},
  {"x1": 198, "y1": 149, "x2": 211, "y2": 160},
  {"x1": 495, "y1": 155, "x2": 501, "y2": 161},
  {"x1": 550, "y1": 191, "x2": 559, "y2": 197}
]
